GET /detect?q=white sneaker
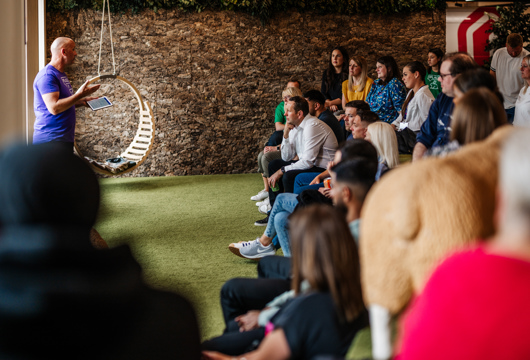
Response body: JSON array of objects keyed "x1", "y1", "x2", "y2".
[
  {"x1": 239, "y1": 239, "x2": 275, "y2": 259},
  {"x1": 251, "y1": 189, "x2": 269, "y2": 201},
  {"x1": 228, "y1": 240, "x2": 254, "y2": 257},
  {"x1": 256, "y1": 197, "x2": 270, "y2": 207},
  {"x1": 258, "y1": 203, "x2": 271, "y2": 214}
]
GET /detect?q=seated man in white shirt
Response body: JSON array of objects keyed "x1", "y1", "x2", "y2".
[{"x1": 256, "y1": 96, "x2": 338, "y2": 225}]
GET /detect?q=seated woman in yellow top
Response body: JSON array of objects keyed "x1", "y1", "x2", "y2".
[{"x1": 342, "y1": 55, "x2": 374, "y2": 107}]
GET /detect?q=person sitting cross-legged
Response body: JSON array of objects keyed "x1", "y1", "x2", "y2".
[
  {"x1": 230, "y1": 140, "x2": 378, "y2": 259},
  {"x1": 255, "y1": 96, "x2": 339, "y2": 226},
  {"x1": 293, "y1": 109, "x2": 379, "y2": 194},
  {"x1": 252, "y1": 83, "x2": 303, "y2": 205}
]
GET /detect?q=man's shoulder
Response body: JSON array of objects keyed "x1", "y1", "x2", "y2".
[
  {"x1": 494, "y1": 47, "x2": 508, "y2": 55},
  {"x1": 35, "y1": 65, "x2": 62, "y2": 84},
  {"x1": 302, "y1": 114, "x2": 321, "y2": 125},
  {"x1": 318, "y1": 109, "x2": 335, "y2": 122},
  {"x1": 428, "y1": 93, "x2": 453, "y2": 117}
]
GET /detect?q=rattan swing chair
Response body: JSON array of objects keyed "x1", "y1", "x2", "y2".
[{"x1": 74, "y1": 0, "x2": 154, "y2": 176}]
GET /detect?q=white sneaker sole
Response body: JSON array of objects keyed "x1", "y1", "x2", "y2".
[
  {"x1": 240, "y1": 249, "x2": 276, "y2": 259},
  {"x1": 250, "y1": 192, "x2": 269, "y2": 201}
]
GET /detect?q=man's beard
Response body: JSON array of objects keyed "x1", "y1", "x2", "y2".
[{"x1": 334, "y1": 203, "x2": 348, "y2": 218}]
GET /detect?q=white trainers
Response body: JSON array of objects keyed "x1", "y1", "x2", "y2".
[
  {"x1": 258, "y1": 203, "x2": 271, "y2": 214},
  {"x1": 251, "y1": 189, "x2": 269, "y2": 201},
  {"x1": 256, "y1": 197, "x2": 270, "y2": 207},
  {"x1": 239, "y1": 239, "x2": 275, "y2": 259},
  {"x1": 228, "y1": 240, "x2": 254, "y2": 257}
]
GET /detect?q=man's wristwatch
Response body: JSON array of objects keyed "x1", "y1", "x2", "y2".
[{"x1": 280, "y1": 166, "x2": 286, "y2": 174}]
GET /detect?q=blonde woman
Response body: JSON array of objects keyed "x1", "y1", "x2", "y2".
[
  {"x1": 514, "y1": 54, "x2": 530, "y2": 127},
  {"x1": 365, "y1": 122, "x2": 399, "y2": 179},
  {"x1": 342, "y1": 56, "x2": 374, "y2": 108}
]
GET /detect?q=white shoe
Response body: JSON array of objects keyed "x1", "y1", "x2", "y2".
[
  {"x1": 251, "y1": 189, "x2": 269, "y2": 201},
  {"x1": 256, "y1": 198, "x2": 270, "y2": 207},
  {"x1": 239, "y1": 239, "x2": 276, "y2": 259},
  {"x1": 259, "y1": 203, "x2": 271, "y2": 214},
  {"x1": 228, "y1": 240, "x2": 254, "y2": 257}
]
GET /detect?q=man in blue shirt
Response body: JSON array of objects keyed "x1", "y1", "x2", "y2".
[
  {"x1": 33, "y1": 37, "x2": 100, "y2": 149},
  {"x1": 413, "y1": 52, "x2": 477, "y2": 161}
]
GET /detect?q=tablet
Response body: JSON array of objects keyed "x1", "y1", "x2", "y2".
[{"x1": 87, "y1": 96, "x2": 113, "y2": 111}]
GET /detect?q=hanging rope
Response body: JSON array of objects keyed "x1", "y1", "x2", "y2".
[{"x1": 98, "y1": 0, "x2": 116, "y2": 75}]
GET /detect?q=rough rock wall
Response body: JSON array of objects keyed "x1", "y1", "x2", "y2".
[{"x1": 47, "y1": 9, "x2": 445, "y2": 177}]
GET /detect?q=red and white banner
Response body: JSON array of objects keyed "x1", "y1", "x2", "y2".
[{"x1": 446, "y1": 6, "x2": 499, "y2": 66}]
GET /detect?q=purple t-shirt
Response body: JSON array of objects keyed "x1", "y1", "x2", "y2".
[{"x1": 33, "y1": 65, "x2": 76, "y2": 144}]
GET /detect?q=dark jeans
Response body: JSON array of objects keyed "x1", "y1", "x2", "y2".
[
  {"x1": 266, "y1": 130, "x2": 284, "y2": 146},
  {"x1": 258, "y1": 255, "x2": 292, "y2": 280},
  {"x1": 506, "y1": 107, "x2": 515, "y2": 125},
  {"x1": 219, "y1": 277, "x2": 291, "y2": 328},
  {"x1": 202, "y1": 327, "x2": 265, "y2": 355},
  {"x1": 204, "y1": 257, "x2": 293, "y2": 355},
  {"x1": 267, "y1": 159, "x2": 326, "y2": 209}
]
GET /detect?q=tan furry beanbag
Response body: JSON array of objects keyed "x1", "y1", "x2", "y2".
[{"x1": 360, "y1": 126, "x2": 514, "y2": 314}]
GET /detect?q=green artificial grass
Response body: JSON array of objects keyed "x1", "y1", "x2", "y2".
[
  {"x1": 96, "y1": 173, "x2": 271, "y2": 340},
  {"x1": 96, "y1": 173, "x2": 374, "y2": 357}
]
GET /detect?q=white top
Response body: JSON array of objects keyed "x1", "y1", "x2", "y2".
[
  {"x1": 514, "y1": 85, "x2": 530, "y2": 127},
  {"x1": 392, "y1": 85, "x2": 434, "y2": 132},
  {"x1": 490, "y1": 47, "x2": 530, "y2": 109},
  {"x1": 281, "y1": 114, "x2": 338, "y2": 172}
]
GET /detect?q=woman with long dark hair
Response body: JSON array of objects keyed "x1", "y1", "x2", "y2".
[
  {"x1": 425, "y1": 48, "x2": 444, "y2": 98},
  {"x1": 203, "y1": 205, "x2": 368, "y2": 360},
  {"x1": 321, "y1": 46, "x2": 349, "y2": 112},
  {"x1": 366, "y1": 55, "x2": 407, "y2": 123},
  {"x1": 392, "y1": 61, "x2": 434, "y2": 132}
]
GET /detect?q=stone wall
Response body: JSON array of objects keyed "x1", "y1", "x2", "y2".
[{"x1": 47, "y1": 8, "x2": 445, "y2": 177}]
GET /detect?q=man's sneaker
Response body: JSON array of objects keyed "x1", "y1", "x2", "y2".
[
  {"x1": 254, "y1": 216, "x2": 269, "y2": 226},
  {"x1": 251, "y1": 189, "x2": 269, "y2": 201},
  {"x1": 258, "y1": 203, "x2": 271, "y2": 214},
  {"x1": 239, "y1": 239, "x2": 276, "y2": 259},
  {"x1": 256, "y1": 197, "x2": 270, "y2": 207},
  {"x1": 228, "y1": 240, "x2": 253, "y2": 257}
]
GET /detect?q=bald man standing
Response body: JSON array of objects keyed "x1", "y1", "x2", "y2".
[{"x1": 33, "y1": 37, "x2": 100, "y2": 149}]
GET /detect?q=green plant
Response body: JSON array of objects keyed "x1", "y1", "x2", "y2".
[
  {"x1": 47, "y1": 0, "x2": 446, "y2": 22},
  {"x1": 485, "y1": 2, "x2": 530, "y2": 53}
]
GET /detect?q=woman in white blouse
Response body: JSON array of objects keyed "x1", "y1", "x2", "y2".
[
  {"x1": 514, "y1": 54, "x2": 530, "y2": 127},
  {"x1": 392, "y1": 61, "x2": 434, "y2": 133}
]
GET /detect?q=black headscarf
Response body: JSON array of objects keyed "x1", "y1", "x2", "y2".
[{"x1": 0, "y1": 143, "x2": 200, "y2": 359}]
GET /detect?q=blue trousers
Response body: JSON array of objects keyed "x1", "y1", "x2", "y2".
[
  {"x1": 506, "y1": 107, "x2": 515, "y2": 125},
  {"x1": 264, "y1": 193, "x2": 298, "y2": 257},
  {"x1": 293, "y1": 172, "x2": 325, "y2": 194}
]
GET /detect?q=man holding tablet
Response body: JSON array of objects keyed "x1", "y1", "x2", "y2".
[{"x1": 33, "y1": 37, "x2": 100, "y2": 150}]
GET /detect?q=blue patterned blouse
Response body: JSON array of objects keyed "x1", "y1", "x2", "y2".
[{"x1": 366, "y1": 77, "x2": 407, "y2": 123}]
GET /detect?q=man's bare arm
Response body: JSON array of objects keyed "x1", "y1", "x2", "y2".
[
  {"x1": 42, "y1": 81, "x2": 100, "y2": 115},
  {"x1": 412, "y1": 142, "x2": 428, "y2": 161}
]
